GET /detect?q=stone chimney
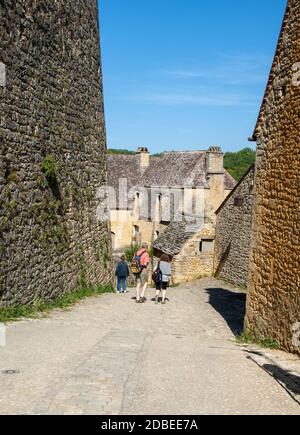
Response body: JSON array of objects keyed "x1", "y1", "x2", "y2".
[
  {"x1": 206, "y1": 146, "x2": 224, "y2": 176},
  {"x1": 205, "y1": 146, "x2": 225, "y2": 224},
  {"x1": 136, "y1": 147, "x2": 150, "y2": 171}
]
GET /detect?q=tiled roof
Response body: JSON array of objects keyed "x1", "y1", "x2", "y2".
[
  {"x1": 107, "y1": 154, "x2": 142, "y2": 193},
  {"x1": 224, "y1": 170, "x2": 237, "y2": 190},
  {"x1": 106, "y1": 155, "x2": 159, "y2": 206},
  {"x1": 153, "y1": 222, "x2": 195, "y2": 256},
  {"x1": 107, "y1": 154, "x2": 142, "y2": 208},
  {"x1": 152, "y1": 222, "x2": 196, "y2": 256},
  {"x1": 141, "y1": 152, "x2": 207, "y2": 187}
]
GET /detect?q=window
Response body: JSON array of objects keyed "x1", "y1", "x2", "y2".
[
  {"x1": 199, "y1": 239, "x2": 214, "y2": 254},
  {"x1": 234, "y1": 195, "x2": 244, "y2": 207},
  {"x1": 135, "y1": 192, "x2": 140, "y2": 219},
  {"x1": 133, "y1": 226, "x2": 141, "y2": 244},
  {"x1": 170, "y1": 192, "x2": 174, "y2": 220},
  {"x1": 155, "y1": 194, "x2": 163, "y2": 223}
]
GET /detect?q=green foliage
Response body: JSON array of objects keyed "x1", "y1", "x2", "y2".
[
  {"x1": 5, "y1": 170, "x2": 18, "y2": 184},
  {"x1": 148, "y1": 244, "x2": 154, "y2": 258},
  {"x1": 41, "y1": 155, "x2": 57, "y2": 185},
  {"x1": 236, "y1": 333, "x2": 280, "y2": 350},
  {"x1": 124, "y1": 244, "x2": 140, "y2": 262},
  {"x1": 124, "y1": 244, "x2": 154, "y2": 262},
  {"x1": 219, "y1": 277, "x2": 247, "y2": 292},
  {"x1": 0, "y1": 284, "x2": 114, "y2": 323},
  {"x1": 107, "y1": 148, "x2": 165, "y2": 157},
  {"x1": 103, "y1": 252, "x2": 110, "y2": 268},
  {"x1": 224, "y1": 147, "x2": 256, "y2": 182},
  {"x1": 107, "y1": 149, "x2": 135, "y2": 155}
]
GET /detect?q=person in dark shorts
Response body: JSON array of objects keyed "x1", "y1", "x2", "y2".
[
  {"x1": 134, "y1": 243, "x2": 150, "y2": 303},
  {"x1": 155, "y1": 254, "x2": 172, "y2": 305}
]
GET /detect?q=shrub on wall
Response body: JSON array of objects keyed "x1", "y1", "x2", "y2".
[{"x1": 125, "y1": 244, "x2": 140, "y2": 262}]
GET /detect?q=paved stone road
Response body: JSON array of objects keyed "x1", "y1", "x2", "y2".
[{"x1": 0, "y1": 278, "x2": 299, "y2": 415}]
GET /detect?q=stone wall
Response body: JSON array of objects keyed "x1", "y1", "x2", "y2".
[
  {"x1": 172, "y1": 226, "x2": 215, "y2": 283},
  {"x1": 214, "y1": 165, "x2": 255, "y2": 288},
  {"x1": 110, "y1": 210, "x2": 133, "y2": 253},
  {"x1": 0, "y1": 0, "x2": 112, "y2": 306},
  {"x1": 246, "y1": 0, "x2": 300, "y2": 354},
  {"x1": 153, "y1": 225, "x2": 215, "y2": 284}
]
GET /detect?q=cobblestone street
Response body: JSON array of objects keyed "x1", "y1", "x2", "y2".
[{"x1": 0, "y1": 278, "x2": 299, "y2": 415}]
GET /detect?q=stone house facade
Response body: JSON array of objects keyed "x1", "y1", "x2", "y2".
[
  {"x1": 153, "y1": 221, "x2": 215, "y2": 284},
  {"x1": 107, "y1": 149, "x2": 161, "y2": 253},
  {"x1": 214, "y1": 164, "x2": 255, "y2": 288},
  {"x1": 108, "y1": 146, "x2": 236, "y2": 282},
  {"x1": 245, "y1": 0, "x2": 300, "y2": 354},
  {"x1": 0, "y1": 1, "x2": 112, "y2": 306}
]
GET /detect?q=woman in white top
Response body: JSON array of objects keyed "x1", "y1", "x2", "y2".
[{"x1": 155, "y1": 254, "x2": 172, "y2": 305}]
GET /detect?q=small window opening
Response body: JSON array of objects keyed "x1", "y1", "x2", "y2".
[
  {"x1": 234, "y1": 195, "x2": 244, "y2": 207},
  {"x1": 199, "y1": 239, "x2": 214, "y2": 253}
]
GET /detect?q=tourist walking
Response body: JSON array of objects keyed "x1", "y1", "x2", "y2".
[
  {"x1": 115, "y1": 255, "x2": 130, "y2": 294},
  {"x1": 154, "y1": 254, "x2": 172, "y2": 305},
  {"x1": 131, "y1": 243, "x2": 150, "y2": 303}
]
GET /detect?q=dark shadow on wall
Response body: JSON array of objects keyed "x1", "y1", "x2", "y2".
[
  {"x1": 214, "y1": 242, "x2": 231, "y2": 278},
  {"x1": 206, "y1": 287, "x2": 246, "y2": 335}
]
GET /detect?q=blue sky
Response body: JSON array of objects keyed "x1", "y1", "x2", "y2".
[{"x1": 99, "y1": 0, "x2": 287, "y2": 153}]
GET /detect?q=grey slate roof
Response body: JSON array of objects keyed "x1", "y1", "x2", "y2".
[
  {"x1": 107, "y1": 154, "x2": 142, "y2": 193},
  {"x1": 141, "y1": 151, "x2": 207, "y2": 187},
  {"x1": 152, "y1": 222, "x2": 196, "y2": 256},
  {"x1": 107, "y1": 155, "x2": 159, "y2": 207},
  {"x1": 224, "y1": 171, "x2": 237, "y2": 190}
]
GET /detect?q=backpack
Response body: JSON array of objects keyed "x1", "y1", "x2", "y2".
[
  {"x1": 130, "y1": 250, "x2": 146, "y2": 275},
  {"x1": 152, "y1": 262, "x2": 162, "y2": 285}
]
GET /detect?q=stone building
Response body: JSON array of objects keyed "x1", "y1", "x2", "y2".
[
  {"x1": 153, "y1": 221, "x2": 217, "y2": 284},
  {"x1": 214, "y1": 164, "x2": 255, "y2": 288},
  {"x1": 107, "y1": 148, "x2": 160, "y2": 252},
  {"x1": 0, "y1": 1, "x2": 112, "y2": 306},
  {"x1": 245, "y1": 0, "x2": 300, "y2": 354},
  {"x1": 108, "y1": 146, "x2": 236, "y2": 282}
]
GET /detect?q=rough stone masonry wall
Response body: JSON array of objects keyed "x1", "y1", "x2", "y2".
[
  {"x1": 172, "y1": 226, "x2": 215, "y2": 284},
  {"x1": 214, "y1": 166, "x2": 255, "y2": 288},
  {"x1": 0, "y1": 1, "x2": 112, "y2": 307},
  {"x1": 246, "y1": 0, "x2": 300, "y2": 354}
]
